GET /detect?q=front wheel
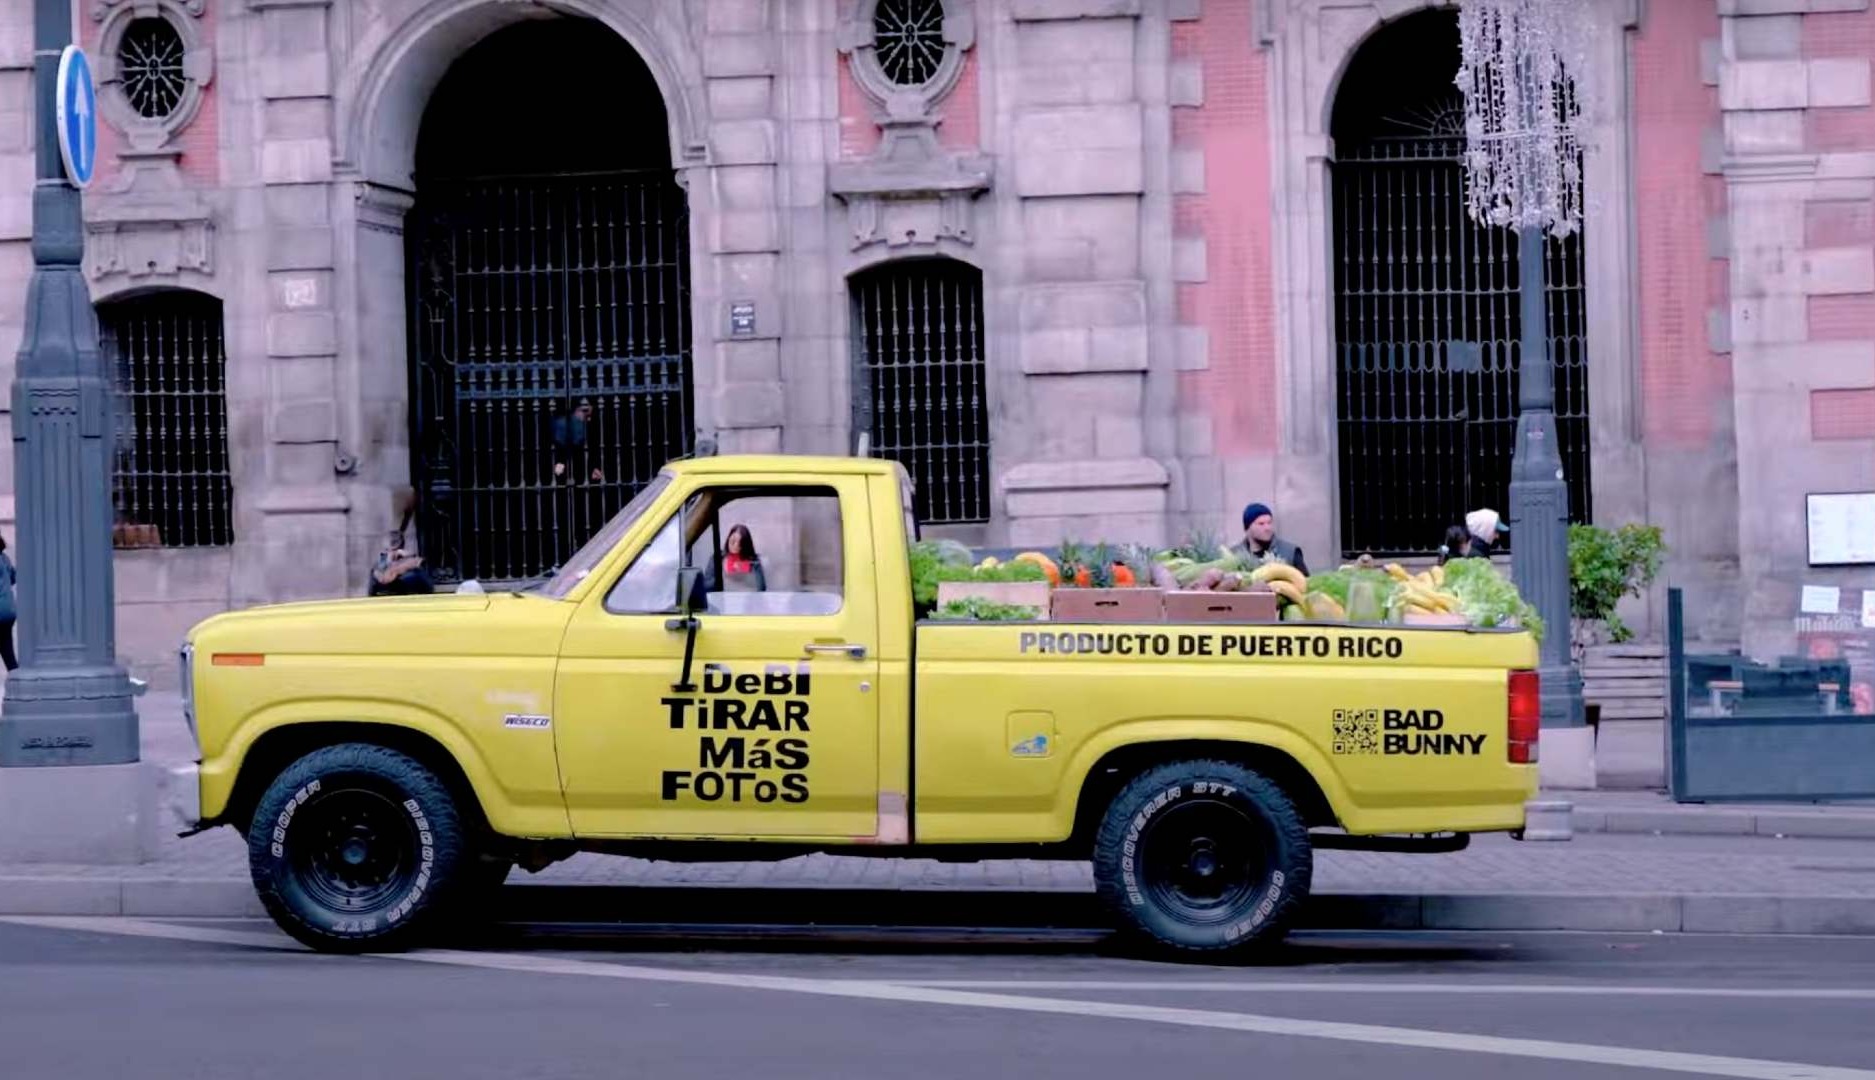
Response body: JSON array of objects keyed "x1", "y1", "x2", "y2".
[
  {"x1": 247, "y1": 743, "x2": 467, "y2": 953},
  {"x1": 1092, "y1": 760, "x2": 1312, "y2": 956}
]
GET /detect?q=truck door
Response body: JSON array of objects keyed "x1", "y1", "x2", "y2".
[{"x1": 553, "y1": 476, "x2": 881, "y2": 839}]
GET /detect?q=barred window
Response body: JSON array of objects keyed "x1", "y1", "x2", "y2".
[
  {"x1": 850, "y1": 259, "x2": 990, "y2": 526},
  {"x1": 100, "y1": 290, "x2": 234, "y2": 549},
  {"x1": 117, "y1": 17, "x2": 188, "y2": 120},
  {"x1": 872, "y1": 0, "x2": 947, "y2": 87}
]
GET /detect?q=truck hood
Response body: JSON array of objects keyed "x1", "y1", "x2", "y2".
[{"x1": 186, "y1": 592, "x2": 572, "y2": 658}]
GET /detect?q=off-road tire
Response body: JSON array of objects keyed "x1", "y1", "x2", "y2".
[
  {"x1": 247, "y1": 743, "x2": 467, "y2": 953},
  {"x1": 1092, "y1": 759, "x2": 1312, "y2": 956}
]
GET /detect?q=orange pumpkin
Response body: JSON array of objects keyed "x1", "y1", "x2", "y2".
[
  {"x1": 1110, "y1": 563, "x2": 1136, "y2": 587},
  {"x1": 1073, "y1": 566, "x2": 1092, "y2": 588}
]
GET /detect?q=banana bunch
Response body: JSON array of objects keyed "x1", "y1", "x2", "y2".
[
  {"x1": 1384, "y1": 563, "x2": 1462, "y2": 616},
  {"x1": 1249, "y1": 560, "x2": 1308, "y2": 607}
]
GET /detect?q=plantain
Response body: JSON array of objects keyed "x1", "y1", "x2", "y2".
[
  {"x1": 1307, "y1": 593, "x2": 1347, "y2": 621},
  {"x1": 1431, "y1": 564, "x2": 1445, "y2": 587},
  {"x1": 1270, "y1": 580, "x2": 1307, "y2": 606},
  {"x1": 1384, "y1": 563, "x2": 1411, "y2": 582},
  {"x1": 1250, "y1": 562, "x2": 1307, "y2": 590}
]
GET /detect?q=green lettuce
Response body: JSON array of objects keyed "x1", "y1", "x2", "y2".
[{"x1": 1441, "y1": 559, "x2": 1545, "y2": 642}]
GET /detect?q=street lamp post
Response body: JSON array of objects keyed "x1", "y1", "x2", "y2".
[
  {"x1": 0, "y1": 0, "x2": 139, "y2": 768},
  {"x1": 1456, "y1": 0, "x2": 1594, "y2": 737},
  {"x1": 1507, "y1": 226, "x2": 1584, "y2": 732}
]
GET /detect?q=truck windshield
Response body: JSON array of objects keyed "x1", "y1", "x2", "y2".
[{"x1": 538, "y1": 472, "x2": 673, "y2": 599}]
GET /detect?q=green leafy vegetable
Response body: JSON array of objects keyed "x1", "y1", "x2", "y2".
[
  {"x1": 909, "y1": 539, "x2": 968, "y2": 612},
  {"x1": 1302, "y1": 568, "x2": 1396, "y2": 612},
  {"x1": 934, "y1": 562, "x2": 1048, "y2": 584},
  {"x1": 1442, "y1": 558, "x2": 1545, "y2": 642},
  {"x1": 933, "y1": 598, "x2": 1041, "y2": 621}
]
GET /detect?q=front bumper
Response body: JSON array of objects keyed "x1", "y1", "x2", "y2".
[{"x1": 165, "y1": 763, "x2": 202, "y2": 832}]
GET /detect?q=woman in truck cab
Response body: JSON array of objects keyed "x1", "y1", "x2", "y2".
[{"x1": 707, "y1": 523, "x2": 767, "y2": 593}]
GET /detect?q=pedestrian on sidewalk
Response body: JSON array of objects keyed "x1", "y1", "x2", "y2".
[
  {"x1": 1464, "y1": 508, "x2": 1505, "y2": 559},
  {"x1": 1437, "y1": 524, "x2": 1471, "y2": 564},
  {"x1": 0, "y1": 533, "x2": 17, "y2": 671}
]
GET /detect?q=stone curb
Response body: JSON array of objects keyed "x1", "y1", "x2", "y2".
[
  {"x1": 2, "y1": 877, "x2": 1870, "y2": 936},
  {"x1": 1571, "y1": 806, "x2": 1875, "y2": 840}
]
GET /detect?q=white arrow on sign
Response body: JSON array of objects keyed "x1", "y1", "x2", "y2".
[{"x1": 74, "y1": 78, "x2": 92, "y2": 176}]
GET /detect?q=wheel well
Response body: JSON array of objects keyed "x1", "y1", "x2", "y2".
[
  {"x1": 1069, "y1": 740, "x2": 1337, "y2": 850},
  {"x1": 222, "y1": 722, "x2": 488, "y2": 837}
]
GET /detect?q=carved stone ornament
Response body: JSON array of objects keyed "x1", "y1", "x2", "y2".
[
  {"x1": 84, "y1": 183, "x2": 214, "y2": 284},
  {"x1": 91, "y1": 0, "x2": 214, "y2": 159},
  {"x1": 832, "y1": 0, "x2": 991, "y2": 253}
]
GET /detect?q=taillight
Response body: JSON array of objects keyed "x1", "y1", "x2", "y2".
[{"x1": 1508, "y1": 669, "x2": 1540, "y2": 764}]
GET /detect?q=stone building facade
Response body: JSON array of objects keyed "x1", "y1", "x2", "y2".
[{"x1": 0, "y1": 0, "x2": 1870, "y2": 684}]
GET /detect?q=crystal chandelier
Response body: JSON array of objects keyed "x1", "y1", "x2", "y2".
[{"x1": 1454, "y1": 0, "x2": 1596, "y2": 236}]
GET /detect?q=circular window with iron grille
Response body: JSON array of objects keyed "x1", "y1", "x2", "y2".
[
  {"x1": 873, "y1": 0, "x2": 946, "y2": 86},
  {"x1": 118, "y1": 17, "x2": 187, "y2": 120}
]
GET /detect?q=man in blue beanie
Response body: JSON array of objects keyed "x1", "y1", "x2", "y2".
[{"x1": 1235, "y1": 501, "x2": 1308, "y2": 576}]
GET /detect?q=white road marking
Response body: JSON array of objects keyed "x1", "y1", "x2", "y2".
[
  {"x1": 882, "y1": 980, "x2": 1875, "y2": 1001},
  {"x1": 6, "y1": 916, "x2": 1874, "y2": 1080}
]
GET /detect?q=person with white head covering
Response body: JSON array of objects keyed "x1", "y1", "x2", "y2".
[{"x1": 1464, "y1": 508, "x2": 1505, "y2": 559}]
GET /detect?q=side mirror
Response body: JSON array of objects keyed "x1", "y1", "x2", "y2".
[{"x1": 676, "y1": 566, "x2": 707, "y2": 616}]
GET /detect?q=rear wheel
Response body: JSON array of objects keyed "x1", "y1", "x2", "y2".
[
  {"x1": 247, "y1": 743, "x2": 467, "y2": 953},
  {"x1": 1092, "y1": 759, "x2": 1311, "y2": 955}
]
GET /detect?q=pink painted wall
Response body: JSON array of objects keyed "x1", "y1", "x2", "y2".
[
  {"x1": 84, "y1": 9, "x2": 220, "y2": 190},
  {"x1": 1803, "y1": 7, "x2": 1875, "y2": 437},
  {"x1": 837, "y1": 50, "x2": 979, "y2": 161},
  {"x1": 1631, "y1": 0, "x2": 1728, "y2": 448},
  {"x1": 1171, "y1": 0, "x2": 1277, "y2": 456},
  {"x1": 1804, "y1": 9, "x2": 1875, "y2": 153}
]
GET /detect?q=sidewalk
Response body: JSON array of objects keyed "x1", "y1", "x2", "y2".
[{"x1": 1, "y1": 692, "x2": 1871, "y2": 934}]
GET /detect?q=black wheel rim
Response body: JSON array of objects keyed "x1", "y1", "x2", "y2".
[
  {"x1": 288, "y1": 787, "x2": 420, "y2": 914},
  {"x1": 1138, "y1": 798, "x2": 1273, "y2": 925}
]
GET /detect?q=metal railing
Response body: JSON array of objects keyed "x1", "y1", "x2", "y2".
[
  {"x1": 851, "y1": 259, "x2": 991, "y2": 526},
  {"x1": 99, "y1": 290, "x2": 234, "y2": 549},
  {"x1": 1330, "y1": 135, "x2": 1591, "y2": 557},
  {"x1": 407, "y1": 170, "x2": 694, "y2": 584}
]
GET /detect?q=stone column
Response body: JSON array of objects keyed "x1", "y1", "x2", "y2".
[
  {"x1": 998, "y1": 0, "x2": 1170, "y2": 547},
  {"x1": 1718, "y1": 0, "x2": 1875, "y2": 658},
  {"x1": 690, "y1": 0, "x2": 786, "y2": 459},
  {"x1": 240, "y1": 0, "x2": 349, "y2": 604}
]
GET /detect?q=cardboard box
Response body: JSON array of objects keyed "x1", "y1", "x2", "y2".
[
  {"x1": 935, "y1": 581, "x2": 1051, "y2": 618},
  {"x1": 1050, "y1": 587, "x2": 1165, "y2": 623},
  {"x1": 1164, "y1": 589, "x2": 1280, "y2": 624},
  {"x1": 1403, "y1": 611, "x2": 1469, "y2": 627}
]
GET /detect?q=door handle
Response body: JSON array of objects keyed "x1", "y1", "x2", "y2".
[{"x1": 804, "y1": 643, "x2": 868, "y2": 660}]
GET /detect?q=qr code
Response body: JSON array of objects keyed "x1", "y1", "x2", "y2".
[{"x1": 1332, "y1": 709, "x2": 1380, "y2": 755}]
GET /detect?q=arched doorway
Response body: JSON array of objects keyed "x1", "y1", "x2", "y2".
[
  {"x1": 1329, "y1": 8, "x2": 1590, "y2": 558},
  {"x1": 405, "y1": 17, "x2": 693, "y2": 585}
]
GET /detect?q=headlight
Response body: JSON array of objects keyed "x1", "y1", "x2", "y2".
[{"x1": 178, "y1": 642, "x2": 196, "y2": 746}]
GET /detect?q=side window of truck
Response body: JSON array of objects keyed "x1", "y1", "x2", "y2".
[{"x1": 605, "y1": 486, "x2": 846, "y2": 617}]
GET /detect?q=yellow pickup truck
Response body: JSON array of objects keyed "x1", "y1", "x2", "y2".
[{"x1": 174, "y1": 454, "x2": 1541, "y2": 955}]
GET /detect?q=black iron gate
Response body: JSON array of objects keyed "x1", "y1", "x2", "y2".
[
  {"x1": 851, "y1": 259, "x2": 991, "y2": 526},
  {"x1": 407, "y1": 170, "x2": 693, "y2": 584},
  {"x1": 1330, "y1": 135, "x2": 1591, "y2": 559}
]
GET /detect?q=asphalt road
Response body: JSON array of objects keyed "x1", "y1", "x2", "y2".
[{"x1": 2, "y1": 918, "x2": 1873, "y2": 1080}]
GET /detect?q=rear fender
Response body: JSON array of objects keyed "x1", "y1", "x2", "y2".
[{"x1": 1059, "y1": 718, "x2": 1356, "y2": 834}]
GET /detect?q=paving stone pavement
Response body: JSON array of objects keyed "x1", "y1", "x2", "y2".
[
  {"x1": 7, "y1": 690, "x2": 1871, "y2": 903},
  {"x1": 10, "y1": 818, "x2": 1875, "y2": 902}
]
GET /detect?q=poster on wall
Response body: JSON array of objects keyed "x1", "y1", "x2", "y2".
[{"x1": 1806, "y1": 492, "x2": 1875, "y2": 567}]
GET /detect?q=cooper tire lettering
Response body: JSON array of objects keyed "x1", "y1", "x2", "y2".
[
  {"x1": 1091, "y1": 758, "x2": 1313, "y2": 956},
  {"x1": 245, "y1": 742, "x2": 470, "y2": 955}
]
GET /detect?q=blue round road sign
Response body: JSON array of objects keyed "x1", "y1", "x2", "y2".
[{"x1": 56, "y1": 46, "x2": 98, "y2": 189}]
